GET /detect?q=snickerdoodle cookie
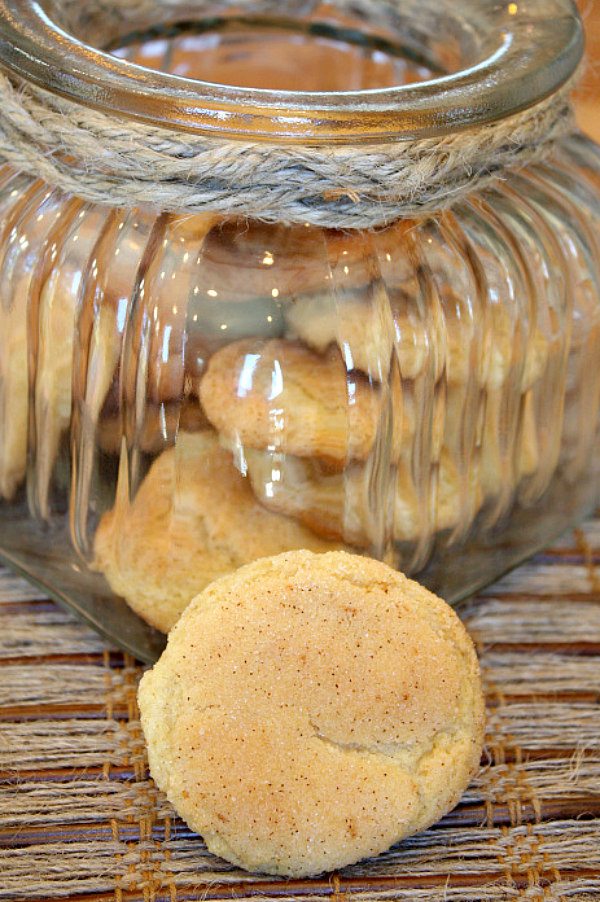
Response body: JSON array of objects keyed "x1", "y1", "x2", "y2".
[
  {"x1": 0, "y1": 269, "x2": 106, "y2": 505},
  {"x1": 93, "y1": 433, "x2": 344, "y2": 632},
  {"x1": 199, "y1": 339, "x2": 387, "y2": 466},
  {"x1": 285, "y1": 281, "x2": 550, "y2": 393},
  {"x1": 237, "y1": 445, "x2": 481, "y2": 545},
  {"x1": 199, "y1": 339, "x2": 415, "y2": 469},
  {"x1": 284, "y1": 289, "x2": 432, "y2": 382},
  {"x1": 139, "y1": 550, "x2": 485, "y2": 877}
]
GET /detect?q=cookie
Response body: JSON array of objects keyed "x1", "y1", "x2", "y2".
[
  {"x1": 199, "y1": 339, "x2": 387, "y2": 466},
  {"x1": 0, "y1": 270, "x2": 83, "y2": 504},
  {"x1": 186, "y1": 218, "x2": 405, "y2": 304},
  {"x1": 286, "y1": 286, "x2": 550, "y2": 394},
  {"x1": 285, "y1": 289, "x2": 432, "y2": 382},
  {"x1": 138, "y1": 550, "x2": 485, "y2": 877},
  {"x1": 0, "y1": 188, "x2": 69, "y2": 501},
  {"x1": 93, "y1": 432, "x2": 345, "y2": 632},
  {"x1": 234, "y1": 445, "x2": 417, "y2": 545},
  {"x1": 0, "y1": 203, "x2": 134, "y2": 504},
  {"x1": 0, "y1": 294, "x2": 28, "y2": 500},
  {"x1": 478, "y1": 384, "x2": 541, "y2": 508},
  {"x1": 234, "y1": 444, "x2": 480, "y2": 546},
  {"x1": 483, "y1": 305, "x2": 549, "y2": 391}
]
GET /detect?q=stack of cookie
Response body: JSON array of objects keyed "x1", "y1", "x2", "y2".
[
  {"x1": 92, "y1": 215, "x2": 566, "y2": 631},
  {"x1": 0, "y1": 195, "x2": 567, "y2": 631},
  {"x1": 94, "y1": 432, "x2": 347, "y2": 632}
]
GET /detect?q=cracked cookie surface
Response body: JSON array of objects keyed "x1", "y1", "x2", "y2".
[{"x1": 138, "y1": 549, "x2": 485, "y2": 877}]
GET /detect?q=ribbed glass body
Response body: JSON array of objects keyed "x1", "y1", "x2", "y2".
[{"x1": 0, "y1": 2, "x2": 597, "y2": 659}]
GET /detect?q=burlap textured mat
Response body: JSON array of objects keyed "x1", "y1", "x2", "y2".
[{"x1": 1, "y1": 517, "x2": 600, "y2": 900}]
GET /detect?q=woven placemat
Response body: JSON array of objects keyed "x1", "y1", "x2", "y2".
[{"x1": 1, "y1": 516, "x2": 600, "y2": 901}]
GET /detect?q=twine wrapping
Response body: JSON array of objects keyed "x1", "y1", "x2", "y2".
[{"x1": 0, "y1": 0, "x2": 580, "y2": 228}]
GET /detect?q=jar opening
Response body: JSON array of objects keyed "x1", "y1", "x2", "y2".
[
  {"x1": 0, "y1": 0, "x2": 584, "y2": 143},
  {"x1": 109, "y1": 14, "x2": 441, "y2": 93}
]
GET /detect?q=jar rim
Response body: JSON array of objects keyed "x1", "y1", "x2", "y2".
[{"x1": 0, "y1": 0, "x2": 584, "y2": 143}]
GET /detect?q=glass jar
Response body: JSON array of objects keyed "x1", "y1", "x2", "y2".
[{"x1": 0, "y1": 0, "x2": 598, "y2": 660}]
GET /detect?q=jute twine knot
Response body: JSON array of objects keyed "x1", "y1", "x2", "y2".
[{"x1": 0, "y1": 0, "x2": 579, "y2": 229}]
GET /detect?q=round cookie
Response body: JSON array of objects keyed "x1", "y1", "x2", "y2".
[
  {"x1": 93, "y1": 432, "x2": 345, "y2": 632},
  {"x1": 33, "y1": 281, "x2": 120, "y2": 518},
  {"x1": 285, "y1": 289, "x2": 432, "y2": 383},
  {"x1": 236, "y1": 445, "x2": 480, "y2": 546},
  {"x1": 0, "y1": 269, "x2": 90, "y2": 505},
  {"x1": 138, "y1": 550, "x2": 485, "y2": 877},
  {"x1": 199, "y1": 339, "x2": 385, "y2": 465},
  {"x1": 235, "y1": 447, "x2": 419, "y2": 545}
]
